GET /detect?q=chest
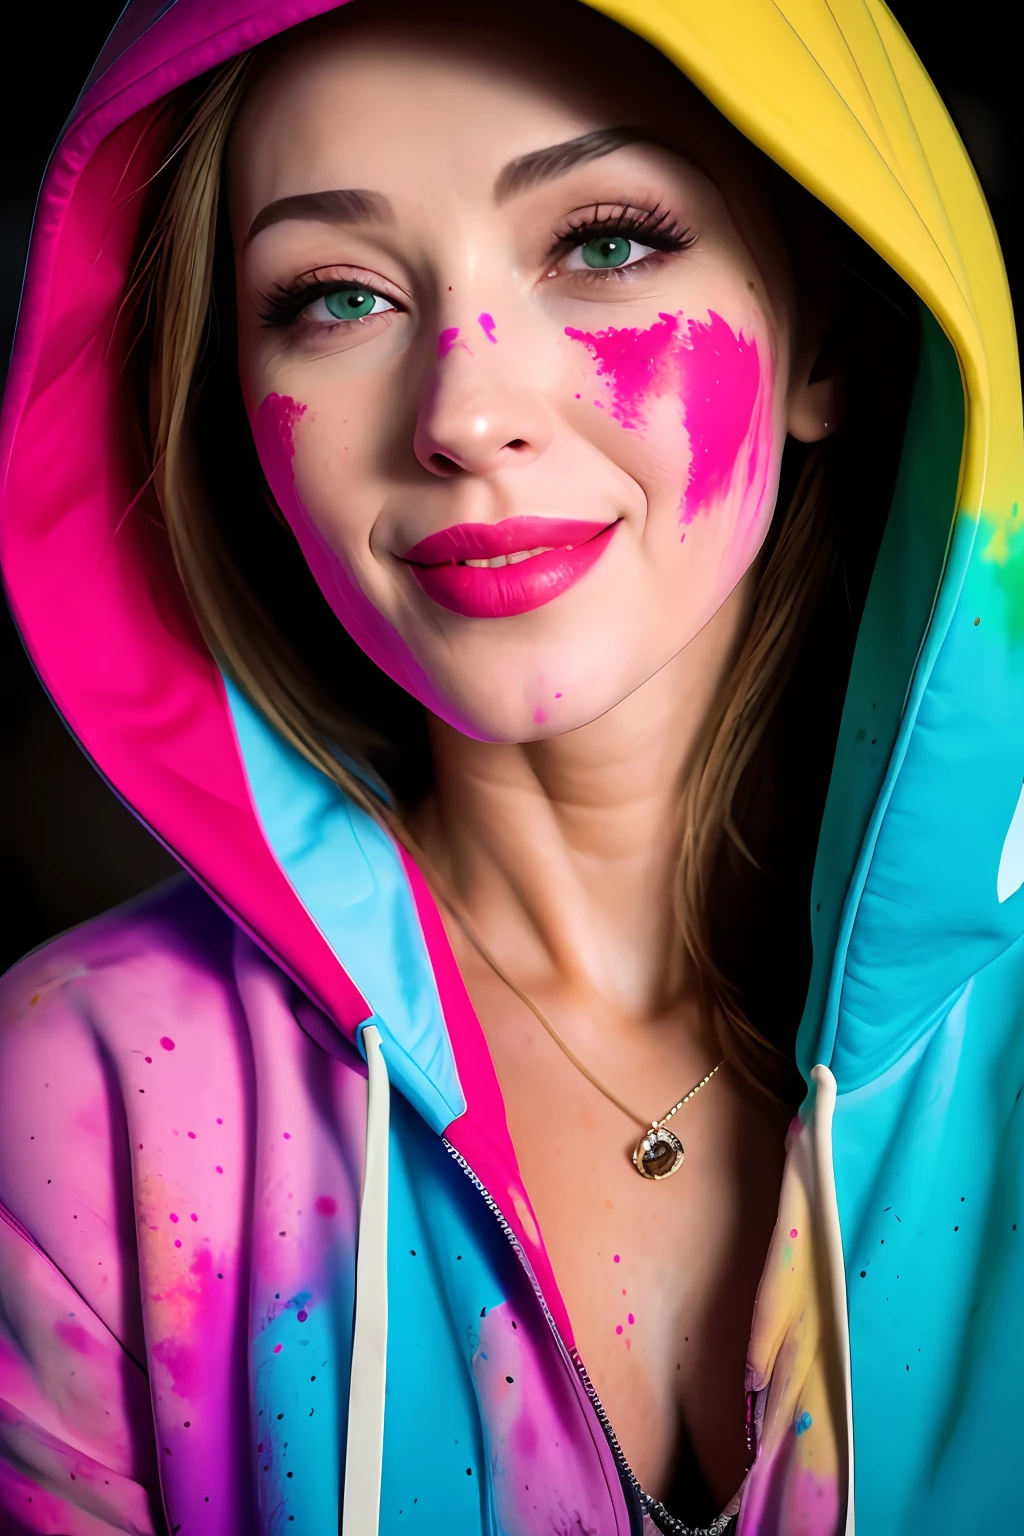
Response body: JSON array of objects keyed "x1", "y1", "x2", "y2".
[{"x1": 462, "y1": 971, "x2": 788, "y2": 1513}]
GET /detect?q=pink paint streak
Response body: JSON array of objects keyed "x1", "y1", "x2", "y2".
[
  {"x1": 253, "y1": 394, "x2": 479, "y2": 736},
  {"x1": 54, "y1": 1319, "x2": 93, "y2": 1355},
  {"x1": 564, "y1": 310, "x2": 764, "y2": 523},
  {"x1": 437, "y1": 327, "x2": 460, "y2": 358},
  {"x1": 478, "y1": 312, "x2": 497, "y2": 344}
]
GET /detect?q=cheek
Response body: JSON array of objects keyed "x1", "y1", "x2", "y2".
[
  {"x1": 250, "y1": 393, "x2": 480, "y2": 736},
  {"x1": 677, "y1": 312, "x2": 770, "y2": 534},
  {"x1": 565, "y1": 309, "x2": 776, "y2": 547}
]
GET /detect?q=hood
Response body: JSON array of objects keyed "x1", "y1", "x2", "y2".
[{"x1": 1, "y1": 0, "x2": 1022, "y2": 1315}]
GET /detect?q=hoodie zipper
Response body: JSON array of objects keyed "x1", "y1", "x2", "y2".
[{"x1": 443, "y1": 1140, "x2": 739, "y2": 1536}]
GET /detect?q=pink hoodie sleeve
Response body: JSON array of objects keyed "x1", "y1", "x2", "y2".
[{"x1": 0, "y1": 955, "x2": 164, "y2": 1535}]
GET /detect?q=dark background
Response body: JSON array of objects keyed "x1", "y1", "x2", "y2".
[{"x1": 1, "y1": 3, "x2": 1019, "y2": 974}]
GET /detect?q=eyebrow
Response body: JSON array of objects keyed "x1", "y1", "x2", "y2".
[
  {"x1": 493, "y1": 126, "x2": 658, "y2": 202},
  {"x1": 243, "y1": 126, "x2": 661, "y2": 246},
  {"x1": 244, "y1": 188, "x2": 394, "y2": 247}
]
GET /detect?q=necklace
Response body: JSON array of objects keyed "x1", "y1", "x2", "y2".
[{"x1": 447, "y1": 905, "x2": 724, "y2": 1182}]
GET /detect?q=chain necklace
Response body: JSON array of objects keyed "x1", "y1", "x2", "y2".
[{"x1": 447, "y1": 904, "x2": 724, "y2": 1182}]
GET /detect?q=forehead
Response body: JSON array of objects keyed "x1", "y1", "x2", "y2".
[{"x1": 227, "y1": 14, "x2": 704, "y2": 209}]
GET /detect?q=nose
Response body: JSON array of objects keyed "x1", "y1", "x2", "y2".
[{"x1": 413, "y1": 329, "x2": 554, "y2": 478}]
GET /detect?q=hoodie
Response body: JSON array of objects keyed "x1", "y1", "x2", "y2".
[{"x1": 0, "y1": 2, "x2": 1021, "y2": 1534}]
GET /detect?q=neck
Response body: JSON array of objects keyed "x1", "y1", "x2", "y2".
[{"x1": 411, "y1": 578, "x2": 752, "y2": 1021}]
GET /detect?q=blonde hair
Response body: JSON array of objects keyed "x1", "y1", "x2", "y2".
[{"x1": 145, "y1": 58, "x2": 860, "y2": 1103}]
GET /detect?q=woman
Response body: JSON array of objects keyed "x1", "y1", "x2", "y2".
[{"x1": 0, "y1": 0, "x2": 1020, "y2": 1532}]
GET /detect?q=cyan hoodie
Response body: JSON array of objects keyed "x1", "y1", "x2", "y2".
[{"x1": 0, "y1": 3, "x2": 1021, "y2": 1534}]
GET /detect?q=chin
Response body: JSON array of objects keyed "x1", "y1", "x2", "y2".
[{"x1": 424, "y1": 663, "x2": 634, "y2": 744}]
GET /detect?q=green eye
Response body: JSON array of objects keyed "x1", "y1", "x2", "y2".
[
  {"x1": 580, "y1": 235, "x2": 633, "y2": 269},
  {"x1": 323, "y1": 286, "x2": 381, "y2": 319}
]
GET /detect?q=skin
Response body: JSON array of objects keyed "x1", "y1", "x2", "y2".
[{"x1": 230, "y1": 0, "x2": 839, "y2": 1510}]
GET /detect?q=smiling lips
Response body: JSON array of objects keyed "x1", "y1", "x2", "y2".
[{"x1": 402, "y1": 516, "x2": 617, "y2": 617}]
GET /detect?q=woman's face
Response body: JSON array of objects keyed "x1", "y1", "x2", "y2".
[{"x1": 230, "y1": 2, "x2": 833, "y2": 741}]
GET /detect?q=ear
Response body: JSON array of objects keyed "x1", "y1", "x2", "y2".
[{"x1": 786, "y1": 322, "x2": 843, "y2": 444}]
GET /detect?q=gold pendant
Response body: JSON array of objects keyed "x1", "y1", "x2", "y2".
[{"x1": 632, "y1": 1124, "x2": 684, "y2": 1180}]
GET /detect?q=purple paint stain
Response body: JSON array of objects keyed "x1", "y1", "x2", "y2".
[
  {"x1": 478, "y1": 312, "x2": 498, "y2": 344},
  {"x1": 215, "y1": 1166, "x2": 223, "y2": 1175},
  {"x1": 564, "y1": 310, "x2": 762, "y2": 522},
  {"x1": 283, "y1": 1132, "x2": 291, "y2": 1140},
  {"x1": 613, "y1": 1254, "x2": 621, "y2": 1264},
  {"x1": 187, "y1": 1132, "x2": 196, "y2": 1139},
  {"x1": 437, "y1": 327, "x2": 460, "y2": 358},
  {"x1": 616, "y1": 1325, "x2": 624, "y2": 1335},
  {"x1": 554, "y1": 692, "x2": 562, "y2": 699},
  {"x1": 315, "y1": 1195, "x2": 338, "y2": 1217},
  {"x1": 159, "y1": 1036, "x2": 175, "y2": 1051},
  {"x1": 790, "y1": 1228, "x2": 799, "y2": 1239},
  {"x1": 190, "y1": 1213, "x2": 198, "y2": 1222},
  {"x1": 144, "y1": 1056, "x2": 152, "y2": 1064},
  {"x1": 174, "y1": 1239, "x2": 182, "y2": 1248},
  {"x1": 273, "y1": 1344, "x2": 283, "y2": 1354},
  {"x1": 627, "y1": 1313, "x2": 635, "y2": 1325},
  {"x1": 297, "y1": 1309, "x2": 308, "y2": 1322},
  {"x1": 54, "y1": 1319, "x2": 93, "y2": 1355},
  {"x1": 216, "y1": 1118, "x2": 223, "y2": 1125},
  {"x1": 169, "y1": 1213, "x2": 179, "y2": 1223},
  {"x1": 534, "y1": 707, "x2": 547, "y2": 724}
]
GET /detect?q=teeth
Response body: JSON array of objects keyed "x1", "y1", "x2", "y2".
[{"x1": 462, "y1": 546, "x2": 555, "y2": 568}]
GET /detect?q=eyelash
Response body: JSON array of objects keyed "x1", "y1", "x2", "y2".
[
  {"x1": 256, "y1": 204, "x2": 695, "y2": 328},
  {"x1": 552, "y1": 203, "x2": 695, "y2": 267}
]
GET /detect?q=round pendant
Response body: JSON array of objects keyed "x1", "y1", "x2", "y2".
[{"x1": 632, "y1": 1125, "x2": 684, "y2": 1180}]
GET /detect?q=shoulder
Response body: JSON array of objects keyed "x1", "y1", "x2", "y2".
[
  {"x1": 0, "y1": 864, "x2": 241, "y2": 1038},
  {"x1": 0, "y1": 875, "x2": 248, "y2": 1129},
  {"x1": 0, "y1": 879, "x2": 245, "y2": 1291},
  {"x1": 0, "y1": 873, "x2": 238, "y2": 1031}
]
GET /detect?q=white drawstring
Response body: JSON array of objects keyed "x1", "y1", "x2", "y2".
[{"x1": 342, "y1": 1023, "x2": 390, "y2": 1535}]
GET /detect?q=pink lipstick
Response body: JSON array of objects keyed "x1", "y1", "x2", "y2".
[{"x1": 401, "y1": 516, "x2": 617, "y2": 618}]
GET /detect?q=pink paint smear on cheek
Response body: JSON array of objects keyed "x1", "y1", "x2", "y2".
[
  {"x1": 252, "y1": 394, "x2": 479, "y2": 735},
  {"x1": 565, "y1": 311, "x2": 682, "y2": 431},
  {"x1": 478, "y1": 312, "x2": 497, "y2": 344},
  {"x1": 437, "y1": 327, "x2": 460, "y2": 358},
  {"x1": 564, "y1": 310, "x2": 767, "y2": 524}
]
